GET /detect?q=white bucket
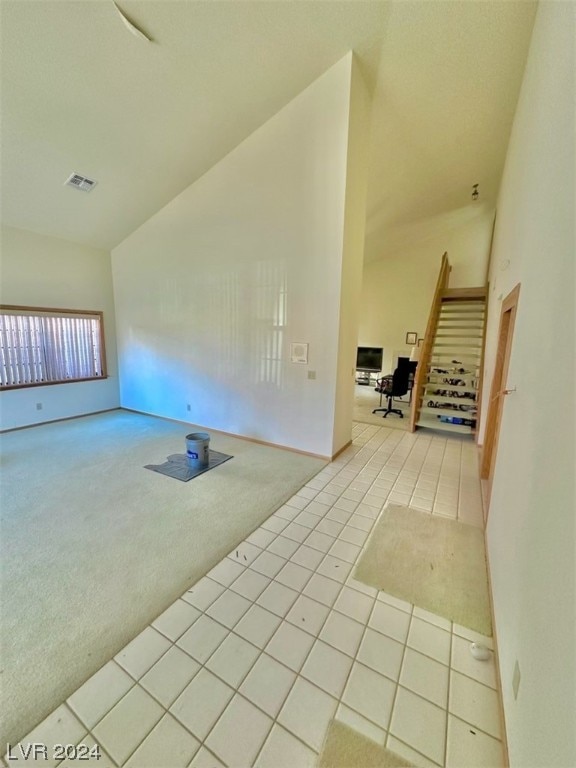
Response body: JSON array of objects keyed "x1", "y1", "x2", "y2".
[{"x1": 185, "y1": 432, "x2": 210, "y2": 469}]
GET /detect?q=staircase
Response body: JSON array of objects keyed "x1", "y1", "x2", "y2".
[{"x1": 416, "y1": 296, "x2": 485, "y2": 435}]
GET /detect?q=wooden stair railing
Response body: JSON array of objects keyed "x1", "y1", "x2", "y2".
[{"x1": 409, "y1": 252, "x2": 451, "y2": 432}]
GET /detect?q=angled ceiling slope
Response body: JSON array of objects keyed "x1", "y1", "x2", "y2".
[{"x1": 0, "y1": 1, "x2": 536, "y2": 257}]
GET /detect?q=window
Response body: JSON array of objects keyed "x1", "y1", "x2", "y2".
[{"x1": 0, "y1": 306, "x2": 106, "y2": 389}]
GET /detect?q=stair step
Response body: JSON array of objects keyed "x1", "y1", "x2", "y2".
[
  {"x1": 416, "y1": 417, "x2": 474, "y2": 435},
  {"x1": 421, "y1": 393, "x2": 477, "y2": 406},
  {"x1": 420, "y1": 405, "x2": 477, "y2": 417},
  {"x1": 424, "y1": 382, "x2": 478, "y2": 395},
  {"x1": 433, "y1": 342, "x2": 482, "y2": 348},
  {"x1": 441, "y1": 305, "x2": 485, "y2": 312},
  {"x1": 435, "y1": 332, "x2": 483, "y2": 338}
]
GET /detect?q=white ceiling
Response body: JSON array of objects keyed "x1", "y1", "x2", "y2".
[{"x1": 0, "y1": 1, "x2": 536, "y2": 260}]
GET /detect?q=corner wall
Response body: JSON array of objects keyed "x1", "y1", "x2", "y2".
[
  {"x1": 0, "y1": 226, "x2": 119, "y2": 430},
  {"x1": 480, "y1": 3, "x2": 575, "y2": 766},
  {"x1": 112, "y1": 55, "x2": 359, "y2": 458}
]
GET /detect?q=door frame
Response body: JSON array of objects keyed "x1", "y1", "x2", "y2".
[{"x1": 481, "y1": 283, "x2": 521, "y2": 506}]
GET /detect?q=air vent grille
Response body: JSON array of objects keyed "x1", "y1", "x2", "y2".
[{"x1": 64, "y1": 173, "x2": 97, "y2": 192}]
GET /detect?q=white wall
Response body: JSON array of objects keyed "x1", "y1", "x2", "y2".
[
  {"x1": 480, "y1": 3, "x2": 575, "y2": 766},
  {"x1": 0, "y1": 227, "x2": 119, "y2": 430},
  {"x1": 359, "y1": 209, "x2": 493, "y2": 375},
  {"x1": 332, "y1": 56, "x2": 370, "y2": 455},
  {"x1": 112, "y1": 55, "x2": 359, "y2": 458}
]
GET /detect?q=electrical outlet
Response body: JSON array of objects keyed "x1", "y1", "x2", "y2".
[
  {"x1": 186, "y1": 404, "x2": 191, "y2": 412},
  {"x1": 36, "y1": 403, "x2": 43, "y2": 411},
  {"x1": 512, "y1": 660, "x2": 521, "y2": 700},
  {"x1": 307, "y1": 370, "x2": 316, "y2": 380}
]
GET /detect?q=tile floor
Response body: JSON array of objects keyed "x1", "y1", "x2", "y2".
[{"x1": 5, "y1": 423, "x2": 504, "y2": 768}]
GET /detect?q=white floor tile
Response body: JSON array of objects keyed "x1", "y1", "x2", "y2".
[
  {"x1": 281, "y1": 522, "x2": 311, "y2": 543},
  {"x1": 183, "y1": 577, "x2": 225, "y2": 611},
  {"x1": 304, "y1": 530, "x2": 335, "y2": 554},
  {"x1": 449, "y1": 672, "x2": 502, "y2": 739},
  {"x1": 301, "y1": 640, "x2": 353, "y2": 698},
  {"x1": 306, "y1": 500, "x2": 331, "y2": 517},
  {"x1": 315, "y1": 518, "x2": 344, "y2": 537},
  {"x1": 407, "y1": 616, "x2": 451, "y2": 665},
  {"x1": 275, "y1": 504, "x2": 301, "y2": 522},
  {"x1": 290, "y1": 544, "x2": 325, "y2": 570},
  {"x1": 206, "y1": 695, "x2": 273, "y2": 767},
  {"x1": 302, "y1": 573, "x2": 341, "y2": 607},
  {"x1": 293, "y1": 510, "x2": 321, "y2": 529},
  {"x1": 261, "y1": 516, "x2": 289, "y2": 534},
  {"x1": 255, "y1": 724, "x2": 317, "y2": 768},
  {"x1": 170, "y1": 669, "x2": 234, "y2": 741},
  {"x1": 400, "y1": 648, "x2": 449, "y2": 708},
  {"x1": 326, "y1": 507, "x2": 352, "y2": 525},
  {"x1": 452, "y1": 623, "x2": 494, "y2": 650},
  {"x1": 369, "y1": 601, "x2": 411, "y2": 644},
  {"x1": 357, "y1": 627, "x2": 404, "y2": 681},
  {"x1": 286, "y1": 595, "x2": 330, "y2": 637},
  {"x1": 234, "y1": 604, "x2": 282, "y2": 649},
  {"x1": 328, "y1": 539, "x2": 362, "y2": 564},
  {"x1": 285, "y1": 495, "x2": 309, "y2": 510},
  {"x1": 334, "y1": 585, "x2": 375, "y2": 624},
  {"x1": 152, "y1": 599, "x2": 201, "y2": 641},
  {"x1": 189, "y1": 746, "x2": 225, "y2": 768},
  {"x1": 347, "y1": 513, "x2": 374, "y2": 532},
  {"x1": 227, "y1": 541, "x2": 263, "y2": 566},
  {"x1": 177, "y1": 615, "x2": 229, "y2": 663},
  {"x1": 278, "y1": 677, "x2": 337, "y2": 751},
  {"x1": 446, "y1": 714, "x2": 504, "y2": 767},
  {"x1": 316, "y1": 555, "x2": 352, "y2": 583},
  {"x1": 451, "y1": 635, "x2": 497, "y2": 689},
  {"x1": 389, "y1": 687, "x2": 447, "y2": 765},
  {"x1": 275, "y1": 561, "x2": 313, "y2": 591},
  {"x1": 320, "y1": 611, "x2": 365, "y2": 658},
  {"x1": 67, "y1": 661, "x2": 134, "y2": 730},
  {"x1": 124, "y1": 713, "x2": 200, "y2": 767},
  {"x1": 93, "y1": 686, "x2": 163, "y2": 766},
  {"x1": 205, "y1": 632, "x2": 260, "y2": 688},
  {"x1": 256, "y1": 581, "x2": 299, "y2": 618},
  {"x1": 346, "y1": 576, "x2": 378, "y2": 598},
  {"x1": 206, "y1": 589, "x2": 252, "y2": 629},
  {"x1": 338, "y1": 525, "x2": 369, "y2": 547},
  {"x1": 265, "y1": 622, "x2": 315, "y2": 672},
  {"x1": 140, "y1": 646, "x2": 199, "y2": 708},
  {"x1": 115, "y1": 627, "x2": 172, "y2": 680},
  {"x1": 230, "y1": 569, "x2": 271, "y2": 601},
  {"x1": 246, "y1": 528, "x2": 277, "y2": 549},
  {"x1": 208, "y1": 558, "x2": 246, "y2": 587},
  {"x1": 251, "y1": 550, "x2": 287, "y2": 578},
  {"x1": 240, "y1": 654, "x2": 296, "y2": 718},
  {"x1": 266, "y1": 535, "x2": 300, "y2": 559},
  {"x1": 341, "y1": 662, "x2": 396, "y2": 729}
]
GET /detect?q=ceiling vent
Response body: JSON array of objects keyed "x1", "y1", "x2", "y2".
[{"x1": 64, "y1": 173, "x2": 97, "y2": 192}]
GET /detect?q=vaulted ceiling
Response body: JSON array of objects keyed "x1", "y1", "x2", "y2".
[{"x1": 0, "y1": 1, "x2": 536, "y2": 261}]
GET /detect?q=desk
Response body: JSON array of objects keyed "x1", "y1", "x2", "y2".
[{"x1": 356, "y1": 368, "x2": 381, "y2": 386}]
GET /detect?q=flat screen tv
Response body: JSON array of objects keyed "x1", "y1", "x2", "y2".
[{"x1": 356, "y1": 346, "x2": 383, "y2": 371}]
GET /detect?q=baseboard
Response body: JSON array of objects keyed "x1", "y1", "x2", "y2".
[
  {"x1": 119, "y1": 407, "x2": 332, "y2": 461},
  {"x1": 0, "y1": 407, "x2": 121, "y2": 434},
  {"x1": 331, "y1": 440, "x2": 352, "y2": 460}
]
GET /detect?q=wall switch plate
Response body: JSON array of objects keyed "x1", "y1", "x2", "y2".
[
  {"x1": 186, "y1": 404, "x2": 191, "y2": 411},
  {"x1": 307, "y1": 370, "x2": 316, "y2": 380},
  {"x1": 512, "y1": 660, "x2": 521, "y2": 700},
  {"x1": 36, "y1": 403, "x2": 43, "y2": 410}
]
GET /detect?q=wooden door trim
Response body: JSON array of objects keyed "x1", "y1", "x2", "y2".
[{"x1": 481, "y1": 284, "x2": 521, "y2": 499}]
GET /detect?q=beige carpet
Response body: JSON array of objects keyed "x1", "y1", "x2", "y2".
[
  {"x1": 0, "y1": 410, "x2": 325, "y2": 745},
  {"x1": 318, "y1": 721, "x2": 414, "y2": 768},
  {"x1": 354, "y1": 504, "x2": 492, "y2": 636},
  {"x1": 353, "y1": 384, "x2": 410, "y2": 430}
]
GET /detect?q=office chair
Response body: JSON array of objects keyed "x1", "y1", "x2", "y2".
[{"x1": 372, "y1": 364, "x2": 410, "y2": 418}]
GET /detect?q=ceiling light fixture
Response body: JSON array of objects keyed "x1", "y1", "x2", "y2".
[
  {"x1": 472, "y1": 183, "x2": 479, "y2": 201},
  {"x1": 112, "y1": 2, "x2": 153, "y2": 43}
]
